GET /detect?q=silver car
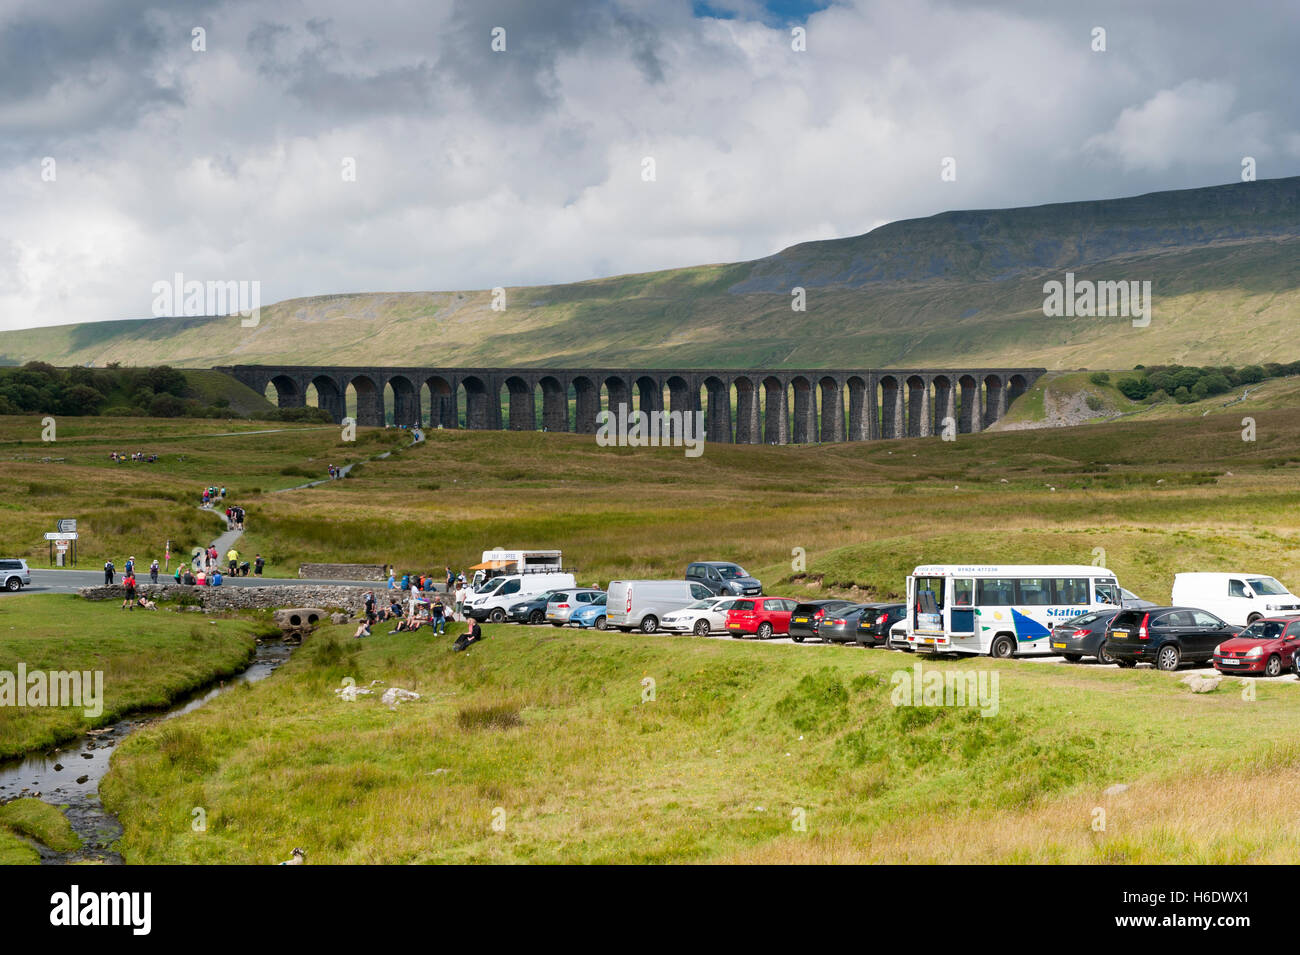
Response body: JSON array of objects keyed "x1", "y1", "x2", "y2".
[
  {"x1": 1, "y1": 559, "x2": 32, "y2": 591},
  {"x1": 545, "y1": 589, "x2": 606, "y2": 626}
]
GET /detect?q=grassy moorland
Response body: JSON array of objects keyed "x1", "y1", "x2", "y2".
[
  {"x1": 0, "y1": 594, "x2": 259, "y2": 759},
  {"x1": 101, "y1": 621, "x2": 1300, "y2": 864},
  {"x1": 3, "y1": 378, "x2": 1300, "y2": 601},
  {"x1": 0, "y1": 798, "x2": 80, "y2": 864}
]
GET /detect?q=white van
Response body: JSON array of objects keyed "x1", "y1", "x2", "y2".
[
  {"x1": 1170, "y1": 572, "x2": 1300, "y2": 626},
  {"x1": 607, "y1": 580, "x2": 715, "y2": 633},
  {"x1": 463, "y1": 571, "x2": 576, "y2": 623}
]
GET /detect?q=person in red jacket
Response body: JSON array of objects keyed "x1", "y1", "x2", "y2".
[{"x1": 121, "y1": 572, "x2": 138, "y2": 610}]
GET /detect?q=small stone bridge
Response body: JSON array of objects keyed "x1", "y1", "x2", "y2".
[{"x1": 216, "y1": 365, "x2": 1044, "y2": 444}]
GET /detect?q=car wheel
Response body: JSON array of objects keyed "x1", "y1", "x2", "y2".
[
  {"x1": 1097, "y1": 641, "x2": 1115, "y2": 665},
  {"x1": 594, "y1": 616, "x2": 606, "y2": 631},
  {"x1": 528, "y1": 610, "x2": 543, "y2": 625},
  {"x1": 989, "y1": 635, "x2": 1015, "y2": 659},
  {"x1": 640, "y1": 616, "x2": 658, "y2": 634},
  {"x1": 1114, "y1": 657, "x2": 1137, "y2": 668},
  {"x1": 1062, "y1": 653, "x2": 1082, "y2": 663},
  {"x1": 4, "y1": 577, "x2": 19, "y2": 592},
  {"x1": 693, "y1": 619, "x2": 710, "y2": 636},
  {"x1": 1156, "y1": 644, "x2": 1181, "y2": 671},
  {"x1": 791, "y1": 632, "x2": 804, "y2": 643},
  {"x1": 757, "y1": 622, "x2": 773, "y2": 640},
  {"x1": 1266, "y1": 654, "x2": 1283, "y2": 677},
  {"x1": 1247, "y1": 613, "x2": 1263, "y2": 625},
  {"x1": 489, "y1": 608, "x2": 506, "y2": 624}
]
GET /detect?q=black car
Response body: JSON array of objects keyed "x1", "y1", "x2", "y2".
[
  {"x1": 788, "y1": 600, "x2": 859, "y2": 643},
  {"x1": 819, "y1": 605, "x2": 874, "y2": 644},
  {"x1": 1050, "y1": 609, "x2": 1122, "y2": 663},
  {"x1": 686, "y1": 561, "x2": 763, "y2": 597},
  {"x1": 1105, "y1": 606, "x2": 1237, "y2": 670},
  {"x1": 853, "y1": 603, "x2": 907, "y2": 647},
  {"x1": 507, "y1": 590, "x2": 565, "y2": 625}
]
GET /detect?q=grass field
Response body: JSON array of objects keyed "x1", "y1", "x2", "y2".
[
  {"x1": 0, "y1": 594, "x2": 260, "y2": 759},
  {"x1": 100, "y1": 620, "x2": 1300, "y2": 864}
]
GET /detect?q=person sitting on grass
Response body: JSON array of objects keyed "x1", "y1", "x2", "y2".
[
  {"x1": 354, "y1": 619, "x2": 372, "y2": 639},
  {"x1": 453, "y1": 618, "x2": 483, "y2": 652},
  {"x1": 137, "y1": 596, "x2": 158, "y2": 611}
]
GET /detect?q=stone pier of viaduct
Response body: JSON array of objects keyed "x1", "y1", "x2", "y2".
[{"x1": 216, "y1": 365, "x2": 1045, "y2": 444}]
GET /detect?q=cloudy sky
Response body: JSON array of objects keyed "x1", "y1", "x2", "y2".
[{"x1": 1, "y1": 0, "x2": 1297, "y2": 331}]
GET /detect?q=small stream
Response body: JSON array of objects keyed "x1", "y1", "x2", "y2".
[{"x1": 0, "y1": 637, "x2": 296, "y2": 864}]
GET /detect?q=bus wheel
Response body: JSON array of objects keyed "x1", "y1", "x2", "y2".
[{"x1": 990, "y1": 635, "x2": 1015, "y2": 659}]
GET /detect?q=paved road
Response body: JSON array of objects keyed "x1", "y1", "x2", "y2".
[{"x1": 19, "y1": 569, "x2": 386, "y2": 594}]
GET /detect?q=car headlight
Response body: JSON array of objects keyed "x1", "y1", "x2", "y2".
[
  {"x1": 1214, "y1": 643, "x2": 1222, "y2": 655},
  {"x1": 1246, "y1": 646, "x2": 1263, "y2": 658}
]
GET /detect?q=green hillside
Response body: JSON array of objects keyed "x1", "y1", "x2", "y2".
[{"x1": 2, "y1": 177, "x2": 1297, "y2": 370}]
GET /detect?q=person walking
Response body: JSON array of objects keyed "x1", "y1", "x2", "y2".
[
  {"x1": 121, "y1": 572, "x2": 137, "y2": 610},
  {"x1": 453, "y1": 582, "x2": 466, "y2": 621},
  {"x1": 104, "y1": 559, "x2": 115, "y2": 585},
  {"x1": 124, "y1": 556, "x2": 135, "y2": 576},
  {"x1": 254, "y1": 554, "x2": 265, "y2": 576},
  {"x1": 431, "y1": 595, "x2": 447, "y2": 635},
  {"x1": 446, "y1": 566, "x2": 455, "y2": 591},
  {"x1": 150, "y1": 559, "x2": 159, "y2": 584}
]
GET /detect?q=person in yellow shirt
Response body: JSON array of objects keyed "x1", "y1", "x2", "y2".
[{"x1": 226, "y1": 548, "x2": 239, "y2": 574}]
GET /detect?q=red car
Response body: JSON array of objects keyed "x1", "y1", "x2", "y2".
[
  {"x1": 1212, "y1": 616, "x2": 1300, "y2": 676},
  {"x1": 726, "y1": 597, "x2": 797, "y2": 639}
]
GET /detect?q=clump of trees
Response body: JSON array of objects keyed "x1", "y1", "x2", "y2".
[{"x1": 1115, "y1": 362, "x2": 1300, "y2": 404}]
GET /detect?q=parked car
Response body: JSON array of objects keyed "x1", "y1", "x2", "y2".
[
  {"x1": 607, "y1": 580, "x2": 715, "y2": 633},
  {"x1": 726, "y1": 596, "x2": 797, "y2": 639},
  {"x1": 1105, "y1": 606, "x2": 1237, "y2": 670},
  {"x1": 1171, "y1": 572, "x2": 1300, "y2": 626},
  {"x1": 1213, "y1": 617, "x2": 1300, "y2": 676},
  {"x1": 1049, "y1": 608, "x2": 1122, "y2": 663},
  {"x1": 686, "y1": 561, "x2": 763, "y2": 596},
  {"x1": 660, "y1": 597, "x2": 738, "y2": 635},
  {"x1": 818, "y1": 604, "x2": 875, "y2": 644},
  {"x1": 854, "y1": 603, "x2": 907, "y2": 647},
  {"x1": 1119, "y1": 587, "x2": 1157, "y2": 609},
  {"x1": 545, "y1": 588, "x2": 606, "y2": 626},
  {"x1": 463, "y1": 571, "x2": 578, "y2": 623},
  {"x1": 788, "y1": 600, "x2": 859, "y2": 643},
  {"x1": 569, "y1": 593, "x2": 609, "y2": 630},
  {"x1": 1, "y1": 559, "x2": 31, "y2": 592},
  {"x1": 888, "y1": 618, "x2": 911, "y2": 652},
  {"x1": 507, "y1": 590, "x2": 567, "y2": 625}
]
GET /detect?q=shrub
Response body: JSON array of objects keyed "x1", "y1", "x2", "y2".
[
  {"x1": 1088, "y1": 372, "x2": 1110, "y2": 385},
  {"x1": 1116, "y1": 377, "x2": 1152, "y2": 400}
]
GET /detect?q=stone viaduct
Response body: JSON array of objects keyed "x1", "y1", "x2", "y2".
[{"x1": 216, "y1": 365, "x2": 1045, "y2": 444}]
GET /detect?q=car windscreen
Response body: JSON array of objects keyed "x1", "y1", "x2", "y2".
[
  {"x1": 684, "y1": 599, "x2": 716, "y2": 609},
  {"x1": 1247, "y1": 577, "x2": 1290, "y2": 596},
  {"x1": 1241, "y1": 621, "x2": 1286, "y2": 639},
  {"x1": 717, "y1": 565, "x2": 749, "y2": 579},
  {"x1": 476, "y1": 578, "x2": 505, "y2": 594}
]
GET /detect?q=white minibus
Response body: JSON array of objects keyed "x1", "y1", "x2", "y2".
[{"x1": 905, "y1": 564, "x2": 1125, "y2": 658}]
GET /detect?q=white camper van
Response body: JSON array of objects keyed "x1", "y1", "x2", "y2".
[
  {"x1": 1170, "y1": 572, "x2": 1300, "y2": 626},
  {"x1": 606, "y1": 579, "x2": 715, "y2": 633},
  {"x1": 469, "y1": 549, "x2": 563, "y2": 588},
  {"x1": 463, "y1": 571, "x2": 577, "y2": 623}
]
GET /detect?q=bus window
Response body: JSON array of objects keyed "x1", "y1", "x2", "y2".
[
  {"x1": 1095, "y1": 580, "x2": 1121, "y2": 605},
  {"x1": 1051, "y1": 578, "x2": 1091, "y2": 605},
  {"x1": 1016, "y1": 578, "x2": 1052, "y2": 605},
  {"x1": 952, "y1": 578, "x2": 973, "y2": 605},
  {"x1": 977, "y1": 578, "x2": 1017, "y2": 606}
]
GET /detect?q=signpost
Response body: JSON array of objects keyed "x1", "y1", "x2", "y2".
[{"x1": 46, "y1": 520, "x2": 79, "y2": 567}]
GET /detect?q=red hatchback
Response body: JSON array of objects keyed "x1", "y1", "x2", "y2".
[
  {"x1": 726, "y1": 597, "x2": 797, "y2": 639},
  {"x1": 1212, "y1": 616, "x2": 1300, "y2": 676}
]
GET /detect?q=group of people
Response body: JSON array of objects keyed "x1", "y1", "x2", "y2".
[
  {"x1": 200, "y1": 485, "x2": 226, "y2": 506},
  {"x1": 173, "y1": 566, "x2": 224, "y2": 586},
  {"x1": 327, "y1": 464, "x2": 342, "y2": 479},
  {"x1": 109, "y1": 451, "x2": 157, "y2": 463},
  {"x1": 353, "y1": 588, "x2": 483, "y2": 651},
  {"x1": 225, "y1": 505, "x2": 246, "y2": 531},
  {"x1": 117, "y1": 566, "x2": 158, "y2": 610}
]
